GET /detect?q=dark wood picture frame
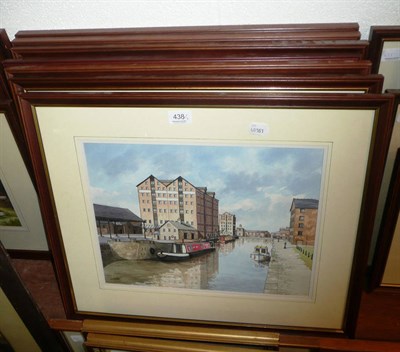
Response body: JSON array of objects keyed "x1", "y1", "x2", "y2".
[
  {"x1": 5, "y1": 57, "x2": 373, "y2": 77},
  {"x1": 369, "y1": 148, "x2": 400, "y2": 289},
  {"x1": 11, "y1": 23, "x2": 364, "y2": 60},
  {"x1": 0, "y1": 29, "x2": 13, "y2": 99},
  {"x1": 8, "y1": 88, "x2": 394, "y2": 339},
  {"x1": 83, "y1": 333, "x2": 278, "y2": 352},
  {"x1": 10, "y1": 40, "x2": 369, "y2": 61},
  {"x1": 14, "y1": 22, "x2": 361, "y2": 38},
  {"x1": 368, "y1": 26, "x2": 400, "y2": 74},
  {"x1": 4, "y1": 58, "x2": 382, "y2": 93},
  {"x1": 369, "y1": 90, "x2": 400, "y2": 290}
]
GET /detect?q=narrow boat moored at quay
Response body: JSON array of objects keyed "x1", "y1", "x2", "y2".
[{"x1": 156, "y1": 241, "x2": 215, "y2": 261}]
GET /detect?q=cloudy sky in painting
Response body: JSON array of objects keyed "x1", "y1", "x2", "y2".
[{"x1": 83, "y1": 142, "x2": 325, "y2": 232}]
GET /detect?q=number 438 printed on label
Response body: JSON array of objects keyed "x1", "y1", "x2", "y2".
[
  {"x1": 168, "y1": 111, "x2": 192, "y2": 124},
  {"x1": 168, "y1": 111, "x2": 269, "y2": 138}
]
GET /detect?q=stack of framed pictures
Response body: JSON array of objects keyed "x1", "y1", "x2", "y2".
[
  {"x1": 0, "y1": 29, "x2": 61, "y2": 352},
  {"x1": 1, "y1": 23, "x2": 398, "y2": 350}
]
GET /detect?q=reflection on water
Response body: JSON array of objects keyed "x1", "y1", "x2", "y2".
[{"x1": 104, "y1": 237, "x2": 270, "y2": 293}]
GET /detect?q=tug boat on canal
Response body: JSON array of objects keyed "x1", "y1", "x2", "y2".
[
  {"x1": 156, "y1": 241, "x2": 215, "y2": 261},
  {"x1": 250, "y1": 245, "x2": 271, "y2": 263}
]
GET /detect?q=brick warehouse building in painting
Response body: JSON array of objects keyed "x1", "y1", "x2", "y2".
[
  {"x1": 137, "y1": 175, "x2": 219, "y2": 240},
  {"x1": 219, "y1": 212, "x2": 236, "y2": 237},
  {"x1": 289, "y1": 198, "x2": 319, "y2": 245}
]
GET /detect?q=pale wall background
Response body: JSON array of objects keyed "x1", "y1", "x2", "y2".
[{"x1": 0, "y1": 0, "x2": 399, "y2": 40}]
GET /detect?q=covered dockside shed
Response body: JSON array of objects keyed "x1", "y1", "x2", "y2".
[{"x1": 93, "y1": 203, "x2": 144, "y2": 239}]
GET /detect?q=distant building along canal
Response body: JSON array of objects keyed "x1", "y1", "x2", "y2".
[{"x1": 290, "y1": 198, "x2": 319, "y2": 245}]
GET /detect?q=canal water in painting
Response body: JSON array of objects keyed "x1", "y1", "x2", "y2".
[{"x1": 104, "y1": 237, "x2": 271, "y2": 293}]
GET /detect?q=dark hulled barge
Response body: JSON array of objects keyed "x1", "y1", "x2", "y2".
[{"x1": 156, "y1": 241, "x2": 215, "y2": 261}]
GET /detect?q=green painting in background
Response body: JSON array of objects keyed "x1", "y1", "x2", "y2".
[{"x1": 0, "y1": 180, "x2": 22, "y2": 227}]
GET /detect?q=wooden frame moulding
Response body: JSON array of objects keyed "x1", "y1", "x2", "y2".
[
  {"x1": 370, "y1": 148, "x2": 400, "y2": 289},
  {"x1": 3, "y1": 58, "x2": 379, "y2": 95},
  {"x1": 11, "y1": 23, "x2": 363, "y2": 60},
  {"x1": 368, "y1": 26, "x2": 400, "y2": 74},
  {"x1": 0, "y1": 29, "x2": 13, "y2": 98},
  {"x1": 3, "y1": 59, "x2": 382, "y2": 93},
  {"x1": 14, "y1": 22, "x2": 361, "y2": 38},
  {"x1": 10, "y1": 39, "x2": 368, "y2": 61},
  {"x1": 83, "y1": 331, "x2": 400, "y2": 351},
  {"x1": 82, "y1": 319, "x2": 279, "y2": 347},
  {"x1": 84, "y1": 333, "x2": 278, "y2": 352},
  {"x1": 8, "y1": 88, "x2": 394, "y2": 339},
  {"x1": 369, "y1": 91, "x2": 400, "y2": 290}
]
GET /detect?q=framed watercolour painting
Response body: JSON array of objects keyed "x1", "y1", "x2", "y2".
[
  {"x1": 368, "y1": 26, "x2": 400, "y2": 91},
  {"x1": 369, "y1": 91, "x2": 400, "y2": 290},
  {"x1": 0, "y1": 101, "x2": 48, "y2": 251},
  {"x1": 368, "y1": 90, "x2": 400, "y2": 278},
  {"x1": 15, "y1": 91, "x2": 393, "y2": 336},
  {"x1": 378, "y1": 148, "x2": 400, "y2": 288},
  {"x1": 0, "y1": 178, "x2": 22, "y2": 227}
]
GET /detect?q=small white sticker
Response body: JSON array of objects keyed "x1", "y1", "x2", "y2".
[
  {"x1": 168, "y1": 110, "x2": 192, "y2": 124},
  {"x1": 382, "y1": 48, "x2": 400, "y2": 61},
  {"x1": 249, "y1": 123, "x2": 269, "y2": 136}
]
